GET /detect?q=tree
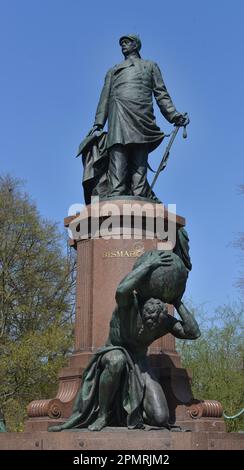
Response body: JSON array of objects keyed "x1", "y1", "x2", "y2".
[
  {"x1": 0, "y1": 175, "x2": 75, "y2": 430},
  {"x1": 177, "y1": 301, "x2": 244, "y2": 432}
]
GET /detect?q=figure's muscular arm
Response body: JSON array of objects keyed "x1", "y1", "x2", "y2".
[
  {"x1": 115, "y1": 251, "x2": 173, "y2": 308},
  {"x1": 167, "y1": 300, "x2": 201, "y2": 340}
]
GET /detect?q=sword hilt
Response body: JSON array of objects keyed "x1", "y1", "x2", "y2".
[{"x1": 182, "y1": 112, "x2": 189, "y2": 139}]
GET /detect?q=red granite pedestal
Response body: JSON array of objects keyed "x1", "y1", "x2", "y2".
[
  {"x1": 0, "y1": 429, "x2": 243, "y2": 450},
  {"x1": 0, "y1": 198, "x2": 239, "y2": 450}
]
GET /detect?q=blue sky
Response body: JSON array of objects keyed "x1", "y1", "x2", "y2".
[{"x1": 0, "y1": 0, "x2": 243, "y2": 311}]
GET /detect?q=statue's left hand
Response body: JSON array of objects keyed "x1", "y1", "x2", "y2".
[
  {"x1": 174, "y1": 113, "x2": 190, "y2": 127},
  {"x1": 87, "y1": 124, "x2": 103, "y2": 136},
  {"x1": 145, "y1": 250, "x2": 173, "y2": 270}
]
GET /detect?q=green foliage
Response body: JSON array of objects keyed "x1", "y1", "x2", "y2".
[
  {"x1": 177, "y1": 301, "x2": 244, "y2": 432},
  {"x1": 0, "y1": 175, "x2": 75, "y2": 431}
]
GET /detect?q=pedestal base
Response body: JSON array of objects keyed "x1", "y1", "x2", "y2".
[
  {"x1": 25, "y1": 351, "x2": 225, "y2": 433},
  {"x1": 0, "y1": 429, "x2": 243, "y2": 450}
]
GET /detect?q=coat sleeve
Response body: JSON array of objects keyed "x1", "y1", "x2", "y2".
[
  {"x1": 94, "y1": 69, "x2": 112, "y2": 127},
  {"x1": 152, "y1": 62, "x2": 180, "y2": 123}
]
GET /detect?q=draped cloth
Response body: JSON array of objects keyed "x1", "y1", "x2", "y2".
[
  {"x1": 49, "y1": 346, "x2": 146, "y2": 430},
  {"x1": 107, "y1": 95, "x2": 164, "y2": 152},
  {"x1": 77, "y1": 131, "x2": 109, "y2": 205},
  {"x1": 78, "y1": 131, "x2": 159, "y2": 204}
]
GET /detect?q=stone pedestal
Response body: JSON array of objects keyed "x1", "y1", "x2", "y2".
[
  {"x1": 0, "y1": 429, "x2": 243, "y2": 450},
  {"x1": 25, "y1": 199, "x2": 224, "y2": 433}
]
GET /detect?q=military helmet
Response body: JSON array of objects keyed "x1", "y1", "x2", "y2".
[{"x1": 119, "y1": 34, "x2": 142, "y2": 52}]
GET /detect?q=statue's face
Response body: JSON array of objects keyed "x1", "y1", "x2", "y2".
[
  {"x1": 142, "y1": 298, "x2": 167, "y2": 330},
  {"x1": 120, "y1": 38, "x2": 137, "y2": 57}
]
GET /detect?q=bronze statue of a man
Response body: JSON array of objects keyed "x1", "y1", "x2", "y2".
[
  {"x1": 88, "y1": 34, "x2": 189, "y2": 198},
  {"x1": 49, "y1": 238, "x2": 200, "y2": 432}
]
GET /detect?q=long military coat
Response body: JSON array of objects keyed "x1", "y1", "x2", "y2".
[{"x1": 94, "y1": 57, "x2": 180, "y2": 152}]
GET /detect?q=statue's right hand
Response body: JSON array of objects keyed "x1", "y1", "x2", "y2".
[
  {"x1": 87, "y1": 124, "x2": 103, "y2": 136},
  {"x1": 146, "y1": 250, "x2": 173, "y2": 270}
]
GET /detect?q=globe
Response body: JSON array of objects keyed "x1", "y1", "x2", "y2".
[{"x1": 135, "y1": 252, "x2": 188, "y2": 304}]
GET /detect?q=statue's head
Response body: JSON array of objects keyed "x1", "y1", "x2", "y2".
[
  {"x1": 119, "y1": 34, "x2": 141, "y2": 58},
  {"x1": 141, "y1": 298, "x2": 168, "y2": 330}
]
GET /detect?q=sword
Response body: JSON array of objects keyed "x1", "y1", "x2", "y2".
[{"x1": 149, "y1": 113, "x2": 189, "y2": 194}]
